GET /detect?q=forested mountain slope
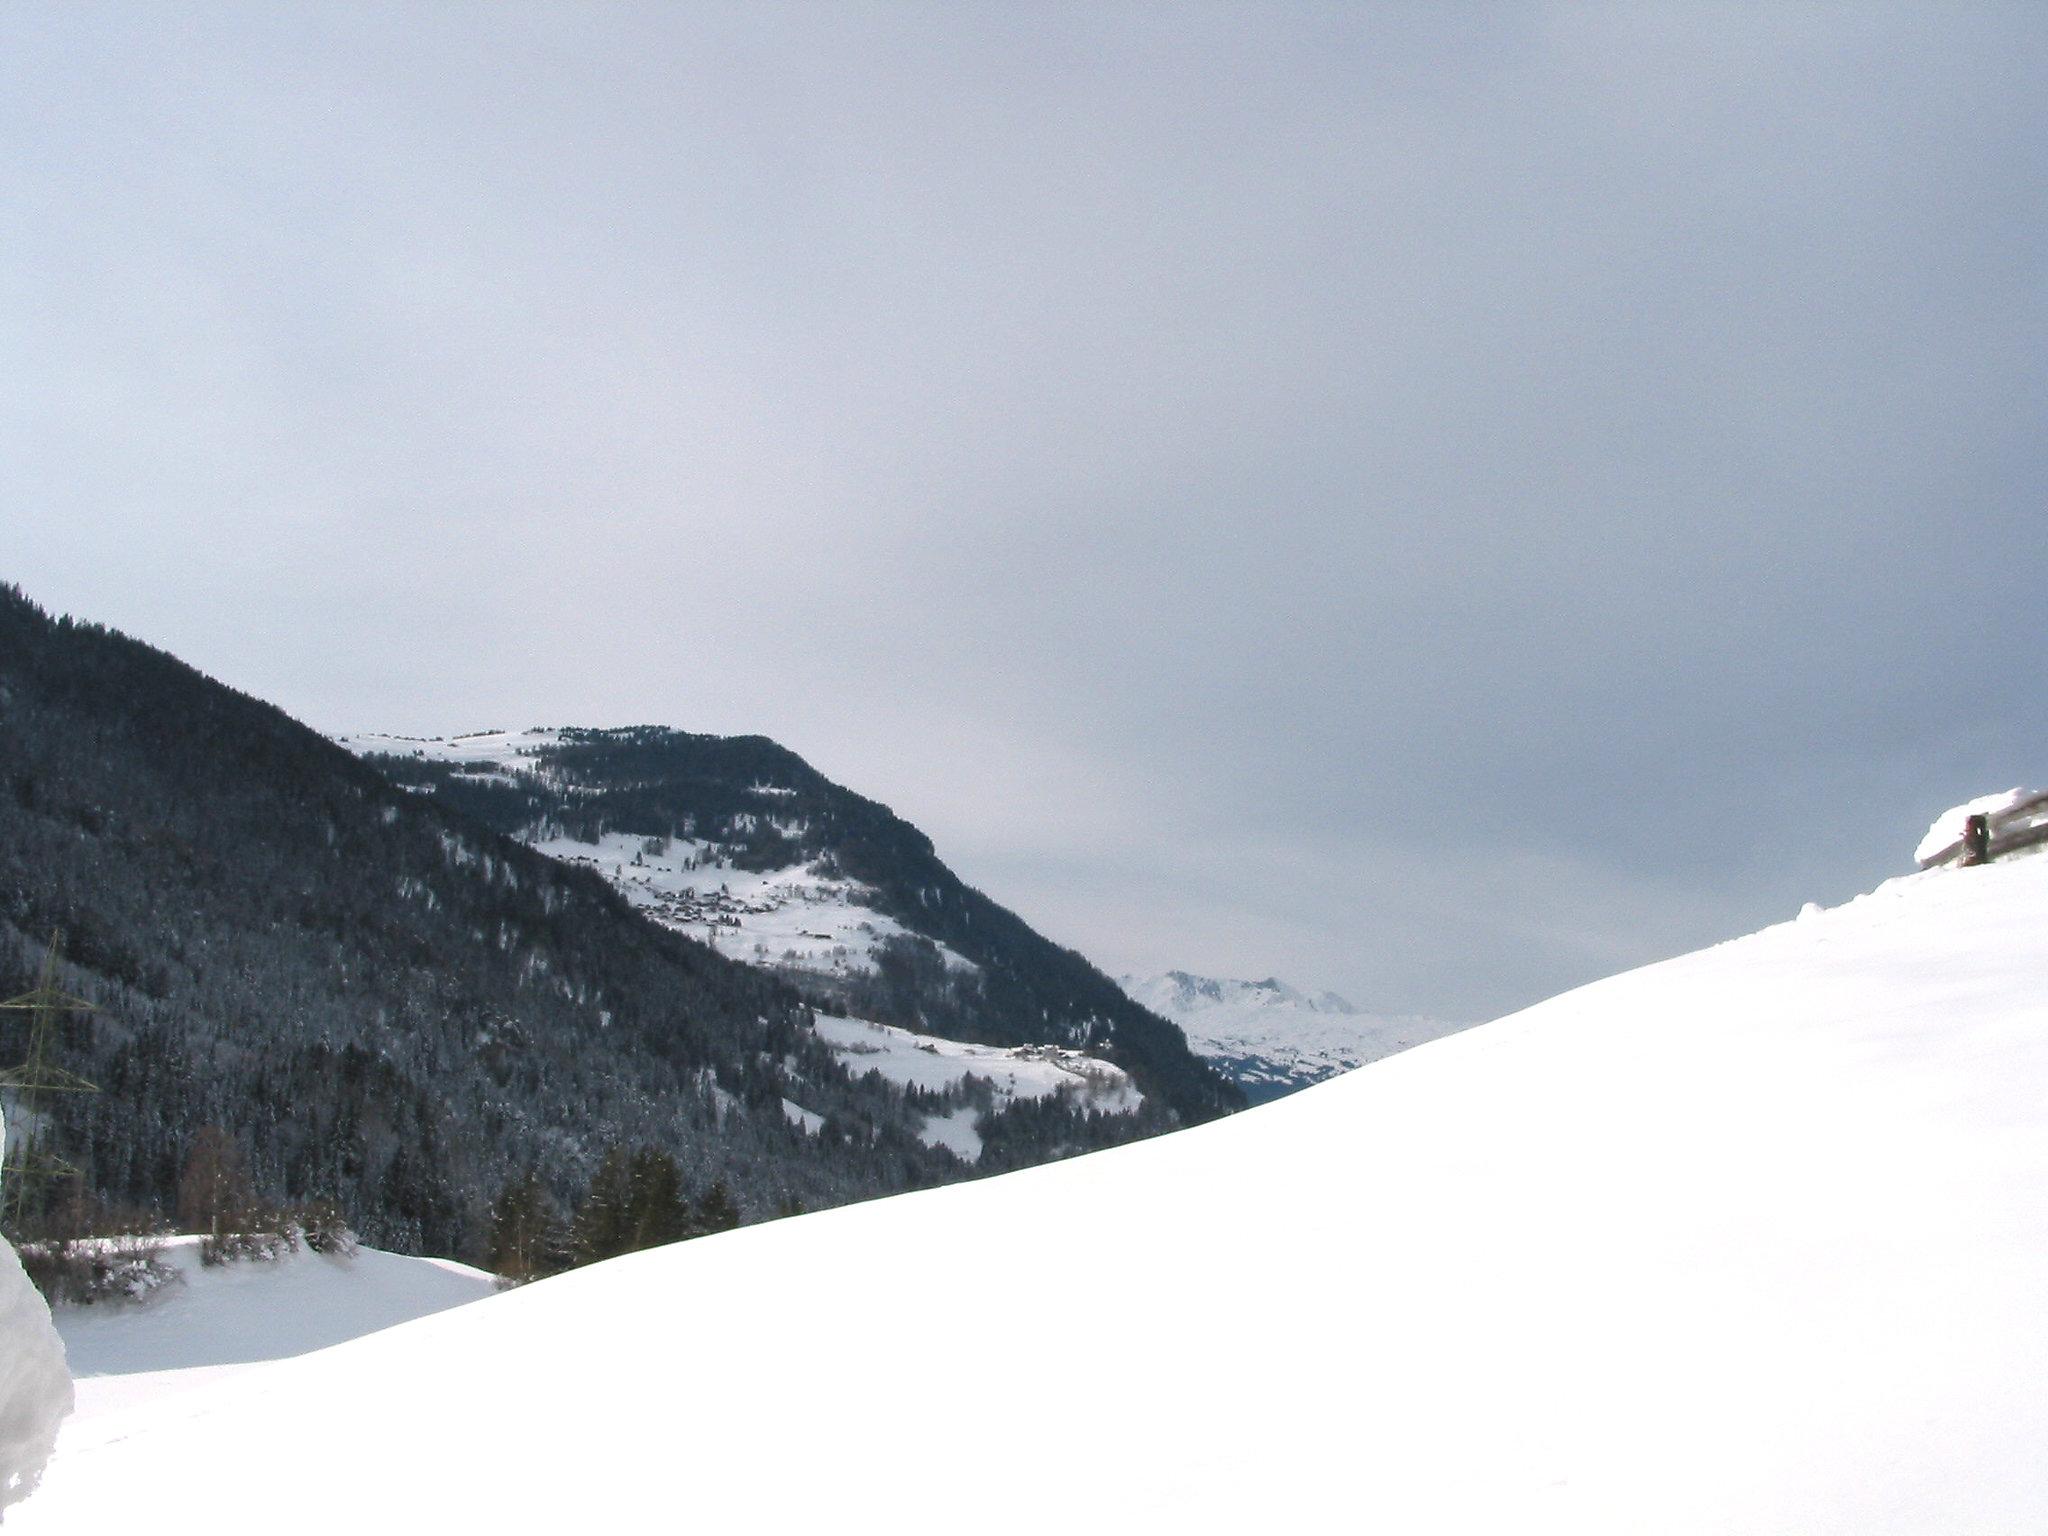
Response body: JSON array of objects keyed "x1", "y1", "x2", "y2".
[
  {"x1": 344, "y1": 727, "x2": 1238, "y2": 1121},
  {"x1": 0, "y1": 585, "x2": 1158, "y2": 1259}
]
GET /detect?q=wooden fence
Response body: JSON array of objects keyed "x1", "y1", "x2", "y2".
[{"x1": 1918, "y1": 790, "x2": 2048, "y2": 870}]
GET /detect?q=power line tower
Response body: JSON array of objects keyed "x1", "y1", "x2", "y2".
[{"x1": 0, "y1": 930, "x2": 100, "y2": 1234}]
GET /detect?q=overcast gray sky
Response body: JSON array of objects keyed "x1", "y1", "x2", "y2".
[{"x1": 6, "y1": 4, "x2": 2045, "y2": 1020}]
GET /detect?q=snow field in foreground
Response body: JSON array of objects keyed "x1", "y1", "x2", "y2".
[
  {"x1": 57, "y1": 1235, "x2": 496, "y2": 1379},
  {"x1": 22, "y1": 855, "x2": 2048, "y2": 1531},
  {"x1": 49, "y1": 1236, "x2": 496, "y2": 1463}
]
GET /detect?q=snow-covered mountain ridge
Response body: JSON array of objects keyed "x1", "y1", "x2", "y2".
[
  {"x1": 340, "y1": 730, "x2": 980, "y2": 982},
  {"x1": 23, "y1": 824, "x2": 2048, "y2": 1530},
  {"x1": 1127, "y1": 970, "x2": 1359, "y2": 1018},
  {"x1": 339, "y1": 726, "x2": 1237, "y2": 1122},
  {"x1": 1120, "y1": 969, "x2": 1469, "y2": 1101}
]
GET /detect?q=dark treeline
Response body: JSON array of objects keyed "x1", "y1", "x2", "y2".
[
  {"x1": 0, "y1": 587, "x2": 947, "y2": 1259},
  {"x1": 484, "y1": 1144, "x2": 746, "y2": 1283}
]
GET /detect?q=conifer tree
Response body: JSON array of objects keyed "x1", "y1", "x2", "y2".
[
  {"x1": 177, "y1": 1125, "x2": 253, "y2": 1240},
  {"x1": 626, "y1": 1148, "x2": 688, "y2": 1250},
  {"x1": 570, "y1": 1145, "x2": 635, "y2": 1266},
  {"x1": 486, "y1": 1168, "x2": 559, "y2": 1283},
  {"x1": 695, "y1": 1178, "x2": 740, "y2": 1236}
]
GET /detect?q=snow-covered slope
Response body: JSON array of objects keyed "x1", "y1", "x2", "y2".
[
  {"x1": 26, "y1": 850, "x2": 2048, "y2": 1531},
  {"x1": 529, "y1": 828, "x2": 978, "y2": 978},
  {"x1": 57, "y1": 1236, "x2": 496, "y2": 1379},
  {"x1": 53, "y1": 1237, "x2": 495, "y2": 1443},
  {"x1": 1121, "y1": 969, "x2": 1469, "y2": 1100},
  {"x1": 338, "y1": 729, "x2": 1166, "y2": 1129},
  {"x1": 812, "y1": 1013, "x2": 1142, "y2": 1160},
  {"x1": 338, "y1": 729, "x2": 983, "y2": 982}
]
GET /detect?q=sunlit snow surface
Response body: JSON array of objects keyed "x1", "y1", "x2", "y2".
[{"x1": 27, "y1": 855, "x2": 2048, "y2": 1530}]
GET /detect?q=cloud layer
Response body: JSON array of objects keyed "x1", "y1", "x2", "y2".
[{"x1": 7, "y1": 5, "x2": 2044, "y2": 1016}]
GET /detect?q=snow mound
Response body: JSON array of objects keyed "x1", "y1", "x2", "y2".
[
  {"x1": 0, "y1": 1110, "x2": 72, "y2": 1514},
  {"x1": 23, "y1": 854, "x2": 2048, "y2": 1530},
  {"x1": 0, "y1": 1239, "x2": 70, "y2": 1514},
  {"x1": 1915, "y1": 787, "x2": 2030, "y2": 864}
]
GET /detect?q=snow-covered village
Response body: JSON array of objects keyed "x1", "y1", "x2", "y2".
[{"x1": 5, "y1": 8, "x2": 2046, "y2": 1532}]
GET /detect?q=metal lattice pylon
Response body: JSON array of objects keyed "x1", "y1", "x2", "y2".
[{"x1": 0, "y1": 930, "x2": 100, "y2": 1230}]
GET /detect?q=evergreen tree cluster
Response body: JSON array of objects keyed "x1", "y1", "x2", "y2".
[{"x1": 487, "y1": 1145, "x2": 746, "y2": 1283}]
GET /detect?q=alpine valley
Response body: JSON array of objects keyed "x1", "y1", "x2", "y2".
[
  {"x1": 0, "y1": 586, "x2": 1238, "y2": 1266},
  {"x1": 335, "y1": 732, "x2": 1447, "y2": 1115}
]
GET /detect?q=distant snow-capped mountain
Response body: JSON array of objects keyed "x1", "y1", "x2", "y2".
[{"x1": 1119, "y1": 970, "x2": 1470, "y2": 1102}]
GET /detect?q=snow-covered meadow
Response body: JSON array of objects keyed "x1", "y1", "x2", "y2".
[
  {"x1": 58, "y1": 1236, "x2": 495, "y2": 1379},
  {"x1": 811, "y1": 1012, "x2": 1142, "y2": 1158},
  {"x1": 19, "y1": 837, "x2": 2048, "y2": 1530},
  {"x1": 530, "y1": 828, "x2": 976, "y2": 979},
  {"x1": 44, "y1": 1236, "x2": 495, "y2": 1477},
  {"x1": 338, "y1": 730, "x2": 980, "y2": 981}
]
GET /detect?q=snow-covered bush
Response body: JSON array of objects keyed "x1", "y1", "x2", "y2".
[
  {"x1": 295, "y1": 1200, "x2": 357, "y2": 1258},
  {"x1": 198, "y1": 1201, "x2": 358, "y2": 1266},
  {"x1": 19, "y1": 1233, "x2": 178, "y2": 1307},
  {"x1": 200, "y1": 1225, "x2": 296, "y2": 1267}
]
